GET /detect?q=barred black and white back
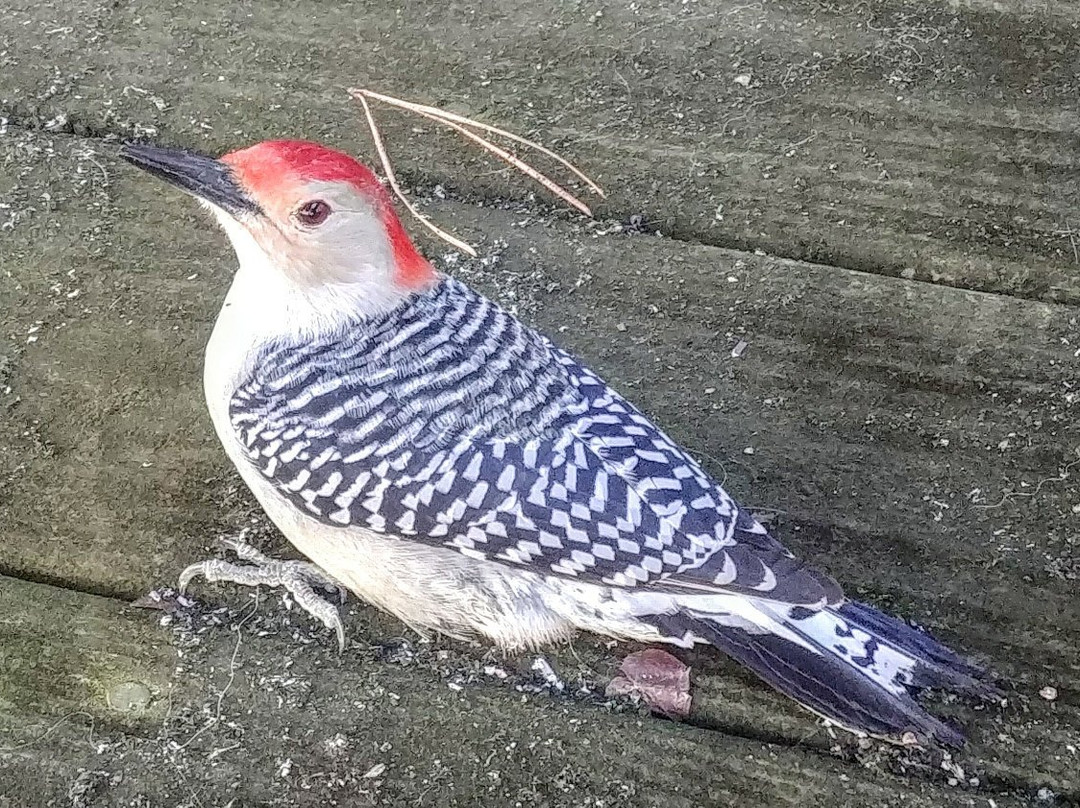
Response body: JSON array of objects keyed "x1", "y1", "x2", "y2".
[{"x1": 229, "y1": 276, "x2": 996, "y2": 744}]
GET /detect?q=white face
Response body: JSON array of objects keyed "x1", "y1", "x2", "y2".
[{"x1": 208, "y1": 179, "x2": 418, "y2": 338}]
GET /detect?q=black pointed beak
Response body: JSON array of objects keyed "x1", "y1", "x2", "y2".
[{"x1": 119, "y1": 142, "x2": 261, "y2": 217}]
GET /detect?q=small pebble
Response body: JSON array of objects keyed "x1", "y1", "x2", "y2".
[
  {"x1": 1039, "y1": 685, "x2": 1058, "y2": 701},
  {"x1": 742, "y1": 446, "x2": 755, "y2": 455},
  {"x1": 106, "y1": 681, "x2": 152, "y2": 712}
]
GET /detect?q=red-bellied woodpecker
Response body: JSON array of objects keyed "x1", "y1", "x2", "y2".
[{"x1": 121, "y1": 140, "x2": 997, "y2": 745}]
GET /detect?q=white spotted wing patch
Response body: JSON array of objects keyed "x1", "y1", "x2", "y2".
[{"x1": 229, "y1": 278, "x2": 838, "y2": 605}]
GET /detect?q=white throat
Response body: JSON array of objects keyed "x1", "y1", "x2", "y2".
[{"x1": 200, "y1": 209, "x2": 415, "y2": 436}]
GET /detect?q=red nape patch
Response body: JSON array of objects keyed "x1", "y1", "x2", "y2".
[{"x1": 222, "y1": 140, "x2": 436, "y2": 289}]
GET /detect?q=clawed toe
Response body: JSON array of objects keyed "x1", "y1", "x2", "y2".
[{"x1": 177, "y1": 530, "x2": 348, "y2": 651}]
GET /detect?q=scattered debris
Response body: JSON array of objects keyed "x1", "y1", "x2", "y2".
[
  {"x1": 623, "y1": 213, "x2": 648, "y2": 234},
  {"x1": 67, "y1": 769, "x2": 117, "y2": 808},
  {"x1": 130, "y1": 587, "x2": 197, "y2": 613},
  {"x1": 530, "y1": 656, "x2": 566, "y2": 692},
  {"x1": 374, "y1": 638, "x2": 417, "y2": 665}
]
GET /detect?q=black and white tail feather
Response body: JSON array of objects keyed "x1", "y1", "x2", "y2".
[{"x1": 651, "y1": 598, "x2": 997, "y2": 746}]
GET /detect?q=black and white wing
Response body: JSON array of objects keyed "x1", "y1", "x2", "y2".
[
  {"x1": 227, "y1": 279, "x2": 1001, "y2": 747},
  {"x1": 229, "y1": 279, "x2": 840, "y2": 608}
]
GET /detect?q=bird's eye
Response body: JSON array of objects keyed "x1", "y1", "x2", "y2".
[{"x1": 296, "y1": 199, "x2": 331, "y2": 227}]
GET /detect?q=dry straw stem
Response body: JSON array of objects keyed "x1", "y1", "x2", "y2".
[
  {"x1": 354, "y1": 92, "x2": 478, "y2": 257},
  {"x1": 349, "y1": 87, "x2": 605, "y2": 255},
  {"x1": 354, "y1": 88, "x2": 606, "y2": 200}
]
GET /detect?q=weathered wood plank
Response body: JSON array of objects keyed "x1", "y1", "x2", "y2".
[
  {"x1": 0, "y1": 0, "x2": 1077, "y2": 301},
  {"x1": 1, "y1": 127, "x2": 1077, "y2": 800},
  {"x1": 0, "y1": 575, "x2": 1047, "y2": 807}
]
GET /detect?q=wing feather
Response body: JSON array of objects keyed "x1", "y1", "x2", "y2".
[{"x1": 229, "y1": 278, "x2": 841, "y2": 607}]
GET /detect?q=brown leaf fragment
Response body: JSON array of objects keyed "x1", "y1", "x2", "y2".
[{"x1": 606, "y1": 648, "x2": 692, "y2": 720}]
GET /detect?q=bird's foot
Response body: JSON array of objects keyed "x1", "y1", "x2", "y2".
[{"x1": 178, "y1": 531, "x2": 348, "y2": 651}]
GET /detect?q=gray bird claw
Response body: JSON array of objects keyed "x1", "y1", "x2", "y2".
[{"x1": 178, "y1": 530, "x2": 348, "y2": 652}]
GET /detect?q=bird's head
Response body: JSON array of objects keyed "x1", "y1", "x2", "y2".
[{"x1": 121, "y1": 139, "x2": 437, "y2": 334}]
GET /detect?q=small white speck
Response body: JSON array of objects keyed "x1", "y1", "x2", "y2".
[
  {"x1": 531, "y1": 657, "x2": 565, "y2": 692},
  {"x1": 363, "y1": 763, "x2": 387, "y2": 779},
  {"x1": 734, "y1": 74, "x2": 751, "y2": 86},
  {"x1": 731, "y1": 340, "x2": 749, "y2": 359},
  {"x1": 743, "y1": 447, "x2": 755, "y2": 455},
  {"x1": 1039, "y1": 685, "x2": 1058, "y2": 701}
]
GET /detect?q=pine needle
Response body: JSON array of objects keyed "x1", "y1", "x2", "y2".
[
  {"x1": 354, "y1": 92, "x2": 477, "y2": 257},
  {"x1": 353, "y1": 88, "x2": 606, "y2": 199},
  {"x1": 349, "y1": 87, "x2": 605, "y2": 255}
]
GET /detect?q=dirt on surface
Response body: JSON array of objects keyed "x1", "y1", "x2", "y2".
[{"x1": 1, "y1": 0, "x2": 1078, "y2": 806}]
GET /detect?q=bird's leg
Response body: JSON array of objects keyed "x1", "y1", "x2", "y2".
[{"x1": 178, "y1": 531, "x2": 348, "y2": 651}]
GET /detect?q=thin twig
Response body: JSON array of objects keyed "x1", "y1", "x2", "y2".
[
  {"x1": 974, "y1": 457, "x2": 1080, "y2": 510},
  {"x1": 355, "y1": 93, "x2": 478, "y2": 257},
  {"x1": 351, "y1": 88, "x2": 605, "y2": 198},
  {"x1": 0, "y1": 711, "x2": 95, "y2": 752},
  {"x1": 171, "y1": 591, "x2": 260, "y2": 754}
]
